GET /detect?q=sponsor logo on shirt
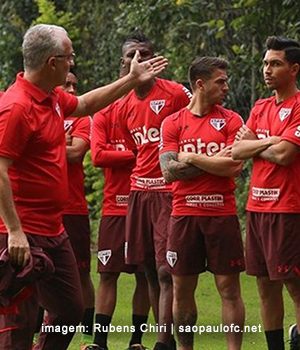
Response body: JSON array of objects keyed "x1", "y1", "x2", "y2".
[
  {"x1": 115, "y1": 195, "x2": 129, "y2": 206},
  {"x1": 252, "y1": 187, "x2": 280, "y2": 201},
  {"x1": 279, "y1": 108, "x2": 292, "y2": 122},
  {"x1": 210, "y1": 118, "x2": 226, "y2": 131},
  {"x1": 180, "y1": 139, "x2": 226, "y2": 156},
  {"x1": 185, "y1": 194, "x2": 224, "y2": 207},
  {"x1": 64, "y1": 120, "x2": 74, "y2": 131},
  {"x1": 98, "y1": 250, "x2": 112, "y2": 265},
  {"x1": 295, "y1": 125, "x2": 300, "y2": 138},
  {"x1": 134, "y1": 176, "x2": 166, "y2": 190},
  {"x1": 110, "y1": 139, "x2": 128, "y2": 151},
  {"x1": 182, "y1": 86, "x2": 193, "y2": 99},
  {"x1": 131, "y1": 126, "x2": 160, "y2": 145},
  {"x1": 166, "y1": 251, "x2": 178, "y2": 267},
  {"x1": 150, "y1": 100, "x2": 166, "y2": 115}
]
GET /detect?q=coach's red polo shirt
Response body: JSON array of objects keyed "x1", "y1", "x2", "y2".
[{"x1": 0, "y1": 73, "x2": 78, "y2": 236}]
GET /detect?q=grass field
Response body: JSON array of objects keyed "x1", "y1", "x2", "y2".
[{"x1": 67, "y1": 255, "x2": 295, "y2": 350}]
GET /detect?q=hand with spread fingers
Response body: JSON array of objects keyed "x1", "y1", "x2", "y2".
[{"x1": 129, "y1": 50, "x2": 168, "y2": 84}]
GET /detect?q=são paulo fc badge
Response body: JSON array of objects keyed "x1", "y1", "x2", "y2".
[
  {"x1": 150, "y1": 100, "x2": 165, "y2": 115},
  {"x1": 210, "y1": 118, "x2": 226, "y2": 131},
  {"x1": 166, "y1": 251, "x2": 178, "y2": 267},
  {"x1": 279, "y1": 108, "x2": 292, "y2": 121},
  {"x1": 64, "y1": 120, "x2": 74, "y2": 131},
  {"x1": 98, "y1": 250, "x2": 112, "y2": 266}
]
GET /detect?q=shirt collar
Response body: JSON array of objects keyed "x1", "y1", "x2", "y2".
[{"x1": 16, "y1": 72, "x2": 57, "y2": 103}]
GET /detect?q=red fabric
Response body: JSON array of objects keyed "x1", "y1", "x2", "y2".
[
  {"x1": 0, "y1": 286, "x2": 34, "y2": 315},
  {"x1": 92, "y1": 101, "x2": 136, "y2": 216},
  {"x1": 119, "y1": 78, "x2": 191, "y2": 192},
  {"x1": 246, "y1": 93, "x2": 300, "y2": 212},
  {"x1": 160, "y1": 106, "x2": 243, "y2": 216},
  {"x1": 63, "y1": 116, "x2": 91, "y2": 214},
  {"x1": 0, "y1": 73, "x2": 78, "y2": 235}
]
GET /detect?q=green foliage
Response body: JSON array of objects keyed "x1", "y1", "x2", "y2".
[{"x1": 33, "y1": 0, "x2": 80, "y2": 44}]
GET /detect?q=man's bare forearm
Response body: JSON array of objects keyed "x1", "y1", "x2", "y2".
[
  {"x1": 159, "y1": 151, "x2": 203, "y2": 183},
  {"x1": 0, "y1": 170, "x2": 22, "y2": 234},
  {"x1": 181, "y1": 153, "x2": 243, "y2": 177},
  {"x1": 232, "y1": 138, "x2": 277, "y2": 160},
  {"x1": 0, "y1": 161, "x2": 30, "y2": 266}
]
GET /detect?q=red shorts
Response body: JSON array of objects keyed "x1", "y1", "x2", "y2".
[
  {"x1": 246, "y1": 212, "x2": 300, "y2": 280},
  {"x1": 167, "y1": 215, "x2": 245, "y2": 275},
  {"x1": 125, "y1": 191, "x2": 172, "y2": 267},
  {"x1": 98, "y1": 216, "x2": 136, "y2": 273},
  {"x1": 63, "y1": 214, "x2": 91, "y2": 272}
]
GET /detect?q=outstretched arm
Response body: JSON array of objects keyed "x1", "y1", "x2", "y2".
[
  {"x1": 159, "y1": 151, "x2": 203, "y2": 183},
  {"x1": 73, "y1": 51, "x2": 168, "y2": 116}
]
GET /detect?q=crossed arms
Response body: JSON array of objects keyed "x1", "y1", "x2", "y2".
[
  {"x1": 159, "y1": 146, "x2": 243, "y2": 183},
  {"x1": 232, "y1": 125, "x2": 299, "y2": 166}
]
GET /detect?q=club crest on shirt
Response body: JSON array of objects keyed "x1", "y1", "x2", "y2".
[
  {"x1": 150, "y1": 100, "x2": 165, "y2": 115},
  {"x1": 55, "y1": 103, "x2": 61, "y2": 117},
  {"x1": 98, "y1": 250, "x2": 112, "y2": 266},
  {"x1": 64, "y1": 120, "x2": 74, "y2": 131},
  {"x1": 279, "y1": 108, "x2": 292, "y2": 122},
  {"x1": 210, "y1": 118, "x2": 226, "y2": 131},
  {"x1": 166, "y1": 251, "x2": 178, "y2": 268}
]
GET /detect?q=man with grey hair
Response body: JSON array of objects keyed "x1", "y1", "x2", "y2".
[{"x1": 0, "y1": 23, "x2": 167, "y2": 350}]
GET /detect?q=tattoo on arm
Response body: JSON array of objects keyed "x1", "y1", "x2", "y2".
[{"x1": 159, "y1": 151, "x2": 203, "y2": 183}]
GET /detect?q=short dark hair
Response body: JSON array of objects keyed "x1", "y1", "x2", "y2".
[
  {"x1": 265, "y1": 36, "x2": 300, "y2": 64},
  {"x1": 188, "y1": 56, "x2": 228, "y2": 90},
  {"x1": 122, "y1": 30, "x2": 154, "y2": 54}
]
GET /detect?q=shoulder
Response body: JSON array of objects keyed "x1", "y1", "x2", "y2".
[
  {"x1": 253, "y1": 96, "x2": 274, "y2": 109},
  {"x1": 217, "y1": 105, "x2": 243, "y2": 121},
  {"x1": 163, "y1": 107, "x2": 187, "y2": 125},
  {"x1": 156, "y1": 78, "x2": 192, "y2": 98},
  {"x1": 0, "y1": 85, "x2": 33, "y2": 122}
]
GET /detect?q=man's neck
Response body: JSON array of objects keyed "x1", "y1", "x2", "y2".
[
  {"x1": 134, "y1": 79, "x2": 156, "y2": 99},
  {"x1": 24, "y1": 70, "x2": 54, "y2": 94},
  {"x1": 275, "y1": 84, "x2": 299, "y2": 104},
  {"x1": 187, "y1": 95, "x2": 214, "y2": 117}
]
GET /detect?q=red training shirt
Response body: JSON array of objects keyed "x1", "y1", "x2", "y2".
[
  {"x1": 119, "y1": 78, "x2": 191, "y2": 192},
  {"x1": 246, "y1": 93, "x2": 300, "y2": 213},
  {"x1": 91, "y1": 100, "x2": 136, "y2": 216},
  {"x1": 0, "y1": 73, "x2": 78, "y2": 236},
  {"x1": 63, "y1": 116, "x2": 91, "y2": 215},
  {"x1": 160, "y1": 106, "x2": 243, "y2": 216}
]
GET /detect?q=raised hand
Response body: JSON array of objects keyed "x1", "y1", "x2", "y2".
[{"x1": 129, "y1": 50, "x2": 168, "y2": 84}]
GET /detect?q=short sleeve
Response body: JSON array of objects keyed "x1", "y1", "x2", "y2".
[
  {"x1": 71, "y1": 116, "x2": 91, "y2": 145},
  {"x1": 159, "y1": 114, "x2": 180, "y2": 155},
  {"x1": 226, "y1": 112, "x2": 244, "y2": 145},
  {"x1": 0, "y1": 104, "x2": 33, "y2": 160}
]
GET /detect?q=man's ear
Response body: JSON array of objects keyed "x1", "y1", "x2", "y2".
[
  {"x1": 120, "y1": 57, "x2": 125, "y2": 67},
  {"x1": 291, "y1": 63, "x2": 300, "y2": 77},
  {"x1": 47, "y1": 56, "x2": 57, "y2": 70},
  {"x1": 195, "y1": 78, "x2": 205, "y2": 90}
]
